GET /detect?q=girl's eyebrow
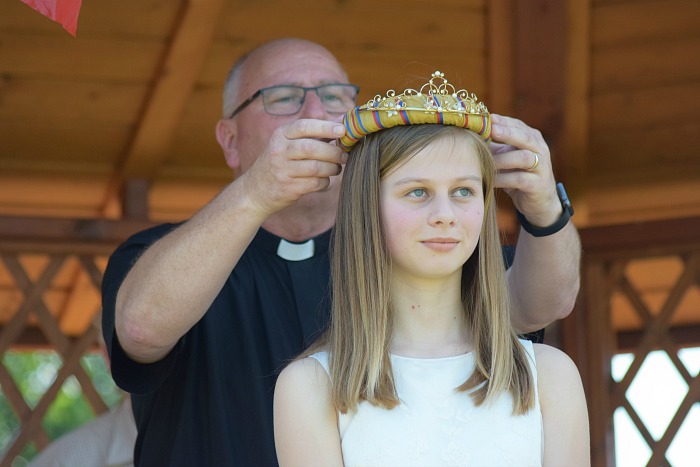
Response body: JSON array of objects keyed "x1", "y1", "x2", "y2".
[{"x1": 393, "y1": 175, "x2": 482, "y2": 186}]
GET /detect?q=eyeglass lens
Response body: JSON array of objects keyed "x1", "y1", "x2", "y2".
[{"x1": 261, "y1": 85, "x2": 358, "y2": 116}]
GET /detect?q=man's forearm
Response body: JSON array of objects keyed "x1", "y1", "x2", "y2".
[
  {"x1": 115, "y1": 176, "x2": 268, "y2": 363},
  {"x1": 506, "y1": 221, "x2": 581, "y2": 333}
]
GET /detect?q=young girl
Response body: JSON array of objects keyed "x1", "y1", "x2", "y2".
[{"x1": 274, "y1": 75, "x2": 589, "y2": 466}]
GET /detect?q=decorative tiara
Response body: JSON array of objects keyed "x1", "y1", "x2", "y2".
[{"x1": 338, "y1": 71, "x2": 491, "y2": 152}]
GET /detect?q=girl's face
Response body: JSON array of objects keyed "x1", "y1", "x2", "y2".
[{"x1": 380, "y1": 136, "x2": 485, "y2": 284}]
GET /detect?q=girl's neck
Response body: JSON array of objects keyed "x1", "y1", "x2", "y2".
[{"x1": 389, "y1": 275, "x2": 471, "y2": 358}]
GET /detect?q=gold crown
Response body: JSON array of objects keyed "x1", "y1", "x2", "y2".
[
  {"x1": 363, "y1": 71, "x2": 488, "y2": 117},
  {"x1": 338, "y1": 71, "x2": 491, "y2": 151}
]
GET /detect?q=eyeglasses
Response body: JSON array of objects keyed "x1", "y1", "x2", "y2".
[{"x1": 228, "y1": 84, "x2": 360, "y2": 119}]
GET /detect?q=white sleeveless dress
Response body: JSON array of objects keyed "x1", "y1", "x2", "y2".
[{"x1": 310, "y1": 339, "x2": 543, "y2": 466}]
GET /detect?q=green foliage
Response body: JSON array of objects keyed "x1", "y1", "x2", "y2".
[{"x1": 1, "y1": 350, "x2": 122, "y2": 463}]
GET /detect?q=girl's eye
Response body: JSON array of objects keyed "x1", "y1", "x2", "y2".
[
  {"x1": 453, "y1": 188, "x2": 473, "y2": 198},
  {"x1": 407, "y1": 188, "x2": 427, "y2": 198}
]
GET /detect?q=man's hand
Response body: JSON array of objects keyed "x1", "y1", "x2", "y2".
[
  {"x1": 241, "y1": 118, "x2": 347, "y2": 217},
  {"x1": 489, "y1": 114, "x2": 562, "y2": 227}
]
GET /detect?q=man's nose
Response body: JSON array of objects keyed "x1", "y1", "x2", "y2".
[{"x1": 298, "y1": 90, "x2": 330, "y2": 120}]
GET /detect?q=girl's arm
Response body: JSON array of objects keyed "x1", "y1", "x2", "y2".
[
  {"x1": 274, "y1": 358, "x2": 344, "y2": 467},
  {"x1": 534, "y1": 344, "x2": 590, "y2": 466}
]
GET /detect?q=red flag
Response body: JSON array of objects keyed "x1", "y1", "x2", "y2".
[{"x1": 20, "y1": 0, "x2": 83, "y2": 37}]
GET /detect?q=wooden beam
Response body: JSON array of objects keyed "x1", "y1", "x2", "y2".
[
  {"x1": 0, "y1": 215, "x2": 158, "y2": 253},
  {"x1": 487, "y1": 0, "x2": 515, "y2": 115},
  {"x1": 616, "y1": 324, "x2": 700, "y2": 353},
  {"x1": 121, "y1": 178, "x2": 151, "y2": 221},
  {"x1": 512, "y1": 0, "x2": 568, "y2": 180},
  {"x1": 584, "y1": 259, "x2": 616, "y2": 467},
  {"x1": 564, "y1": 0, "x2": 591, "y2": 221},
  {"x1": 579, "y1": 216, "x2": 700, "y2": 257},
  {"x1": 103, "y1": 0, "x2": 226, "y2": 216}
]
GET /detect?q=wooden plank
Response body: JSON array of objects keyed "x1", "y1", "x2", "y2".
[
  {"x1": 344, "y1": 57, "x2": 488, "y2": 99},
  {"x1": 579, "y1": 216, "x2": 700, "y2": 255},
  {"x1": 617, "y1": 324, "x2": 700, "y2": 352},
  {"x1": 586, "y1": 154, "x2": 700, "y2": 185},
  {"x1": 0, "y1": 77, "x2": 147, "y2": 124},
  {"x1": 0, "y1": 0, "x2": 179, "y2": 38},
  {"x1": 237, "y1": 20, "x2": 486, "y2": 54},
  {"x1": 199, "y1": 38, "x2": 488, "y2": 88},
  {"x1": 584, "y1": 259, "x2": 615, "y2": 467},
  {"x1": 148, "y1": 180, "x2": 226, "y2": 221},
  {"x1": 592, "y1": 0, "x2": 700, "y2": 47},
  {"x1": 0, "y1": 33, "x2": 163, "y2": 82},
  {"x1": 0, "y1": 174, "x2": 111, "y2": 218},
  {"x1": 215, "y1": 0, "x2": 486, "y2": 49},
  {"x1": 0, "y1": 216, "x2": 157, "y2": 247},
  {"x1": 69, "y1": 0, "x2": 180, "y2": 39},
  {"x1": 585, "y1": 175, "x2": 700, "y2": 224},
  {"x1": 168, "y1": 87, "x2": 230, "y2": 166},
  {"x1": 589, "y1": 119, "x2": 700, "y2": 171},
  {"x1": 108, "y1": 0, "x2": 226, "y2": 210},
  {"x1": 510, "y1": 0, "x2": 569, "y2": 179},
  {"x1": 487, "y1": 0, "x2": 515, "y2": 115},
  {"x1": 590, "y1": 82, "x2": 699, "y2": 133},
  {"x1": 0, "y1": 175, "x2": 221, "y2": 221},
  {"x1": 564, "y1": 0, "x2": 591, "y2": 215},
  {"x1": 0, "y1": 121, "x2": 128, "y2": 166},
  {"x1": 221, "y1": 0, "x2": 486, "y2": 11},
  {"x1": 591, "y1": 37, "x2": 700, "y2": 92},
  {"x1": 121, "y1": 179, "x2": 151, "y2": 221}
]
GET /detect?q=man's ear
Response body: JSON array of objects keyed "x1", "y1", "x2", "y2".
[{"x1": 215, "y1": 119, "x2": 240, "y2": 170}]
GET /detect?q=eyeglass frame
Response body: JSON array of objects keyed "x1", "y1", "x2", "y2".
[{"x1": 228, "y1": 83, "x2": 360, "y2": 119}]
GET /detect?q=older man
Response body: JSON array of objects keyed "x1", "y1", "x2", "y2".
[{"x1": 102, "y1": 38, "x2": 580, "y2": 466}]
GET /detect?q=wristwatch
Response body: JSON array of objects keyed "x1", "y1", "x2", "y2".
[{"x1": 516, "y1": 182, "x2": 574, "y2": 237}]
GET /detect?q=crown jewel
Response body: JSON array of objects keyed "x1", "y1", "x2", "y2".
[
  {"x1": 338, "y1": 71, "x2": 491, "y2": 151},
  {"x1": 364, "y1": 71, "x2": 489, "y2": 117}
]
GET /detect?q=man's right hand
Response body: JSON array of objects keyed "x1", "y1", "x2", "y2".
[{"x1": 241, "y1": 119, "x2": 347, "y2": 217}]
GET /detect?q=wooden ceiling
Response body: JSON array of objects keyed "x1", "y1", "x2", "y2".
[
  {"x1": 1, "y1": 0, "x2": 699, "y2": 224},
  {"x1": 0, "y1": 0, "x2": 699, "y2": 338}
]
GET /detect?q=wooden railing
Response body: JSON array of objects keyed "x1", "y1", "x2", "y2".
[
  {"x1": 1, "y1": 215, "x2": 699, "y2": 466},
  {"x1": 0, "y1": 216, "x2": 155, "y2": 466},
  {"x1": 564, "y1": 216, "x2": 700, "y2": 466}
]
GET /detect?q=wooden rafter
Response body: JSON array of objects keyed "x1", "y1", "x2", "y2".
[
  {"x1": 0, "y1": 215, "x2": 157, "y2": 255},
  {"x1": 564, "y1": 0, "x2": 591, "y2": 216},
  {"x1": 101, "y1": 0, "x2": 226, "y2": 216}
]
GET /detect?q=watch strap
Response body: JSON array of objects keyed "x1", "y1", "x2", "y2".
[{"x1": 516, "y1": 182, "x2": 574, "y2": 237}]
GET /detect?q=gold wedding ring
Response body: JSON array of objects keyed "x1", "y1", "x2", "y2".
[{"x1": 527, "y1": 152, "x2": 540, "y2": 171}]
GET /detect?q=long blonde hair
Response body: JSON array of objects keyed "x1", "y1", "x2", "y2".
[{"x1": 310, "y1": 124, "x2": 534, "y2": 415}]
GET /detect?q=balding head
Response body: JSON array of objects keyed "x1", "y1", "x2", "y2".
[{"x1": 222, "y1": 38, "x2": 347, "y2": 118}]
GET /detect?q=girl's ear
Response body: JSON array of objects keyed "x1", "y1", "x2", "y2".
[{"x1": 216, "y1": 119, "x2": 240, "y2": 169}]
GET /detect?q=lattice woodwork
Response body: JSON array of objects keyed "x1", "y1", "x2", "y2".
[
  {"x1": 0, "y1": 251, "x2": 108, "y2": 466},
  {"x1": 0, "y1": 215, "x2": 155, "y2": 466},
  {"x1": 575, "y1": 217, "x2": 700, "y2": 466}
]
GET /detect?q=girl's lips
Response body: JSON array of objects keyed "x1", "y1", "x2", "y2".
[{"x1": 421, "y1": 239, "x2": 460, "y2": 252}]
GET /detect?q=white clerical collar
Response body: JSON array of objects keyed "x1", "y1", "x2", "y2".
[{"x1": 277, "y1": 239, "x2": 314, "y2": 261}]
